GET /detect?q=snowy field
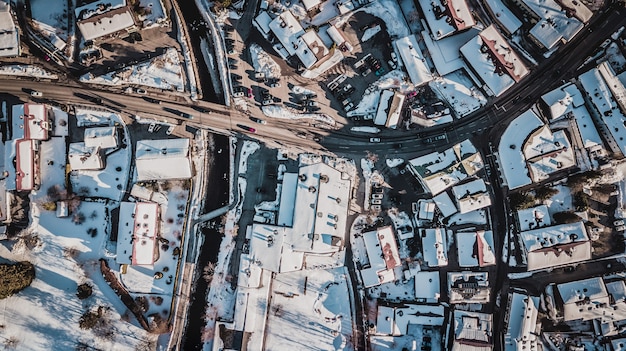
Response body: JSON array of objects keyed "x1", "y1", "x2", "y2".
[
  {"x1": 0, "y1": 65, "x2": 59, "y2": 79},
  {"x1": 80, "y1": 48, "x2": 184, "y2": 91}
]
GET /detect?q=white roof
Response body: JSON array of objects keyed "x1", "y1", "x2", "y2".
[
  {"x1": 248, "y1": 225, "x2": 303, "y2": 273},
  {"x1": 557, "y1": 0, "x2": 593, "y2": 22},
  {"x1": 524, "y1": 0, "x2": 584, "y2": 49},
  {"x1": 421, "y1": 228, "x2": 449, "y2": 267},
  {"x1": 375, "y1": 90, "x2": 394, "y2": 126},
  {"x1": 77, "y1": 6, "x2": 136, "y2": 41},
  {"x1": 394, "y1": 35, "x2": 433, "y2": 86},
  {"x1": 301, "y1": 0, "x2": 321, "y2": 10},
  {"x1": 504, "y1": 293, "x2": 539, "y2": 351},
  {"x1": 135, "y1": 139, "x2": 192, "y2": 181},
  {"x1": 448, "y1": 271, "x2": 491, "y2": 304},
  {"x1": 456, "y1": 230, "x2": 495, "y2": 267},
  {"x1": 68, "y1": 142, "x2": 104, "y2": 170},
  {"x1": 484, "y1": 0, "x2": 522, "y2": 34},
  {"x1": 418, "y1": 199, "x2": 436, "y2": 220},
  {"x1": 409, "y1": 146, "x2": 469, "y2": 195},
  {"x1": 525, "y1": 128, "x2": 575, "y2": 182},
  {"x1": 419, "y1": 0, "x2": 475, "y2": 39},
  {"x1": 396, "y1": 305, "x2": 445, "y2": 330},
  {"x1": 433, "y1": 191, "x2": 458, "y2": 218},
  {"x1": 11, "y1": 103, "x2": 49, "y2": 141},
  {"x1": 254, "y1": 11, "x2": 272, "y2": 34},
  {"x1": 386, "y1": 92, "x2": 404, "y2": 129},
  {"x1": 326, "y1": 25, "x2": 346, "y2": 46},
  {"x1": 558, "y1": 277, "x2": 626, "y2": 322},
  {"x1": 612, "y1": 338, "x2": 626, "y2": 351},
  {"x1": 277, "y1": 172, "x2": 298, "y2": 226},
  {"x1": 521, "y1": 221, "x2": 591, "y2": 270},
  {"x1": 269, "y1": 11, "x2": 318, "y2": 68},
  {"x1": 376, "y1": 306, "x2": 400, "y2": 335},
  {"x1": 0, "y1": 2, "x2": 19, "y2": 57},
  {"x1": 517, "y1": 205, "x2": 551, "y2": 231},
  {"x1": 452, "y1": 310, "x2": 493, "y2": 349},
  {"x1": 15, "y1": 139, "x2": 34, "y2": 191},
  {"x1": 84, "y1": 126, "x2": 117, "y2": 149},
  {"x1": 116, "y1": 202, "x2": 158, "y2": 266},
  {"x1": 452, "y1": 178, "x2": 492, "y2": 214},
  {"x1": 414, "y1": 271, "x2": 440, "y2": 302},
  {"x1": 460, "y1": 25, "x2": 528, "y2": 96},
  {"x1": 498, "y1": 109, "x2": 543, "y2": 189},
  {"x1": 541, "y1": 83, "x2": 585, "y2": 120},
  {"x1": 422, "y1": 28, "x2": 480, "y2": 76},
  {"x1": 360, "y1": 226, "x2": 400, "y2": 288}
]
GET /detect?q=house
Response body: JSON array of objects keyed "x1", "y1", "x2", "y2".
[
  {"x1": 520, "y1": 221, "x2": 591, "y2": 271},
  {"x1": 376, "y1": 304, "x2": 445, "y2": 335},
  {"x1": 433, "y1": 191, "x2": 458, "y2": 218},
  {"x1": 451, "y1": 178, "x2": 492, "y2": 214},
  {"x1": 268, "y1": 10, "x2": 327, "y2": 69},
  {"x1": 417, "y1": 199, "x2": 436, "y2": 221},
  {"x1": 75, "y1": 0, "x2": 137, "y2": 42},
  {"x1": 68, "y1": 142, "x2": 105, "y2": 171},
  {"x1": 84, "y1": 126, "x2": 118, "y2": 149},
  {"x1": 523, "y1": 126, "x2": 575, "y2": 183},
  {"x1": 135, "y1": 139, "x2": 193, "y2": 181},
  {"x1": 451, "y1": 310, "x2": 493, "y2": 351},
  {"x1": 374, "y1": 90, "x2": 404, "y2": 129},
  {"x1": 414, "y1": 271, "x2": 441, "y2": 302},
  {"x1": 456, "y1": 230, "x2": 496, "y2": 267},
  {"x1": 517, "y1": 205, "x2": 551, "y2": 231},
  {"x1": 448, "y1": 271, "x2": 491, "y2": 304},
  {"x1": 116, "y1": 202, "x2": 159, "y2": 266},
  {"x1": 421, "y1": 228, "x2": 449, "y2": 267},
  {"x1": 394, "y1": 35, "x2": 433, "y2": 86},
  {"x1": 0, "y1": 1, "x2": 20, "y2": 58},
  {"x1": 504, "y1": 291, "x2": 540, "y2": 351},
  {"x1": 360, "y1": 226, "x2": 402, "y2": 288},
  {"x1": 460, "y1": 25, "x2": 529, "y2": 97},
  {"x1": 418, "y1": 0, "x2": 476, "y2": 39}
]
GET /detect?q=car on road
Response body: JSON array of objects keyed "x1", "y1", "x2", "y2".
[
  {"x1": 193, "y1": 106, "x2": 211, "y2": 113},
  {"x1": 30, "y1": 91, "x2": 43, "y2": 97},
  {"x1": 250, "y1": 117, "x2": 267, "y2": 124},
  {"x1": 136, "y1": 88, "x2": 147, "y2": 94},
  {"x1": 238, "y1": 124, "x2": 256, "y2": 133},
  {"x1": 369, "y1": 137, "x2": 381, "y2": 143},
  {"x1": 307, "y1": 101, "x2": 318, "y2": 107},
  {"x1": 144, "y1": 96, "x2": 161, "y2": 104},
  {"x1": 423, "y1": 134, "x2": 446, "y2": 144},
  {"x1": 166, "y1": 125, "x2": 175, "y2": 135}
]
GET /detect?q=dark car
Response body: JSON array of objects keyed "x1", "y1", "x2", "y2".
[
  {"x1": 238, "y1": 124, "x2": 256, "y2": 133},
  {"x1": 193, "y1": 106, "x2": 211, "y2": 113},
  {"x1": 250, "y1": 116, "x2": 267, "y2": 124},
  {"x1": 144, "y1": 96, "x2": 161, "y2": 104}
]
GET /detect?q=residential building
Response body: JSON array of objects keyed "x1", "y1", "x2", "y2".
[
  {"x1": 376, "y1": 304, "x2": 445, "y2": 335},
  {"x1": 448, "y1": 271, "x2": 491, "y2": 304},
  {"x1": 135, "y1": 139, "x2": 193, "y2": 181},
  {"x1": 116, "y1": 202, "x2": 160, "y2": 266},
  {"x1": 418, "y1": 0, "x2": 476, "y2": 39},
  {"x1": 0, "y1": 1, "x2": 20, "y2": 58},
  {"x1": 504, "y1": 291, "x2": 540, "y2": 351},
  {"x1": 520, "y1": 221, "x2": 591, "y2": 270},
  {"x1": 268, "y1": 10, "x2": 328, "y2": 69},
  {"x1": 456, "y1": 230, "x2": 496, "y2": 267},
  {"x1": 75, "y1": 0, "x2": 138, "y2": 42},
  {"x1": 421, "y1": 228, "x2": 449, "y2": 267},
  {"x1": 394, "y1": 35, "x2": 434, "y2": 86},
  {"x1": 483, "y1": 0, "x2": 522, "y2": 35},
  {"x1": 451, "y1": 178, "x2": 492, "y2": 214},
  {"x1": 451, "y1": 310, "x2": 494, "y2": 351}
]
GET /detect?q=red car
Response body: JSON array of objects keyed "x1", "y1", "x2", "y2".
[
  {"x1": 247, "y1": 88, "x2": 254, "y2": 99},
  {"x1": 238, "y1": 124, "x2": 256, "y2": 133}
]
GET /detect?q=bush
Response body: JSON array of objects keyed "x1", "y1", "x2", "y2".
[
  {"x1": 76, "y1": 283, "x2": 93, "y2": 300},
  {"x1": 509, "y1": 192, "x2": 536, "y2": 210},
  {"x1": 79, "y1": 310, "x2": 100, "y2": 330},
  {"x1": 0, "y1": 262, "x2": 35, "y2": 299},
  {"x1": 553, "y1": 211, "x2": 582, "y2": 224},
  {"x1": 568, "y1": 170, "x2": 603, "y2": 187}
]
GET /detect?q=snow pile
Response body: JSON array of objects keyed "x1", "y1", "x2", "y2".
[
  {"x1": 80, "y1": 48, "x2": 184, "y2": 91},
  {"x1": 137, "y1": 0, "x2": 168, "y2": 28},
  {"x1": 361, "y1": 25, "x2": 381, "y2": 42},
  {"x1": 0, "y1": 65, "x2": 59, "y2": 79},
  {"x1": 429, "y1": 71, "x2": 487, "y2": 118},
  {"x1": 262, "y1": 105, "x2": 335, "y2": 125},
  {"x1": 360, "y1": 0, "x2": 410, "y2": 39},
  {"x1": 375, "y1": 69, "x2": 411, "y2": 91},
  {"x1": 239, "y1": 141, "x2": 260, "y2": 174},
  {"x1": 250, "y1": 43, "x2": 281, "y2": 79},
  {"x1": 350, "y1": 126, "x2": 380, "y2": 134},
  {"x1": 386, "y1": 158, "x2": 404, "y2": 168},
  {"x1": 349, "y1": 70, "x2": 411, "y2": 117},
  {"x1": 291, "y1": 85, "x2": 316, "y2": 95}
]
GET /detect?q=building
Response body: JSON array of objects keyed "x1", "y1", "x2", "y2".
[
  {"x1": 456, "y1": 230, "x2": 496, "y2": 267},
  {"x1": 75, "y1": 0, "x2": 137, "y2": 42},
  {"x1": 523, "y1": 126, "x2": 576, "y2": 182},
  {"x1": 451, "y1": 310, "x2": 493, "y2": 351},
  {"x1": 414, "y1": 271, "x2": 441, "y2": 302},
  {"x1": 376, "y1": 304, "x2": 445, "y2": 335},
  {"x1": 417, "y1": 199, "x2": 436, "y2": 221},
  {"x1": 135, "y1": 139, "x2": 193, "y2": 181},
  {"x1": 116, "y1": 202, "x2": 159, "y2": 266},
  {"x1": 374, "y1": 90, "x2": 405, "y2": 129},
  {"x1": 512, "y1": 0, "x2": 586, "y2": 50},
  {"x1": 504, "y1": 292, "x2": 540, "y2": 351},
  {"x1": 360, "y1": 226, "x2": 402, "y2": 288},
  {"x1": 0, "y1": 1, "x2": 20, "y2": 58},
  {"x1": 451, "y1": 178, "x2": 492, "y2": 214},
  {"x1": 393, "y1": 35, "x2": 433, "y2": 86},
  {"x1": 68, "y1": 142, "x2": 105, "y2": 170},
  {"x1": 418, "y1": 0, "x2": 476, "y2": 39},
  {"x1": 408, "y1": 139, "x2": 484, "y2": 195},
  {"x1": 433, "y1": 191, "x2": 458, "y2": 218},
  {"x1": 448, "y1": 271, "x2": 491, "y2": 304},
  {"x1": 421, "y1": 228, "x2": 449, "y2": 267},
  {"x1": 520, "y1": 221, "x2": 591, "y2": 271},
  {"x1": 483, "y1": 0, "x2": 522, "y2": 35},
  {"x1": 268, "y1": 10, "x2": 328, "y2": 69},
  {"x1": 517, "y1": 205, "x2": 551, "y2": 231},
  {"x1": 460, "y1": 25, "x2": 529, "y2": 97},
  {"x1": 84, "y1": 126, "x2": 118, "y2": 149}
]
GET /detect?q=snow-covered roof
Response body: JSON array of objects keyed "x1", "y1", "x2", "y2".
[
  {"x1": 15, "y1": 139, "x2": 35, "y2": 191},
  {"x1": 523, "y1": 0, "x2": 584, "y2": 49},
  {"x1": 422, "y1": 28, "x2": 479, "y2": 76},
  {"x1": 580, "y1": 63, "x2": 626, "y2": 155},
  {"x1": 326, "y1": 25, "x2": 348, "y2": 48},
  {"x1": 483, "y1": 0, "x2": 522, "y2": 34},
  {"x1": 277, "y1": 172, "x2": 298, "y2": 226},
  {"x1": 300, "y1": 30, "x2": 329, "y2": 60},
  {"x1": 451, "y1": 178, "x2": 492, "y2": 214},
  {"x1": 612, "y1": 338, "x2": 626, "y2": 351},
  {"x1": 457, "y1": 230, "x2": 495, "y2": 267},
  {"x1": 386, "y1": 92, "x2": 404, "y2": 129},
  {"x1": 135, "y1": 139, "x2": 192, "y2": 181},
  {"x1": 74, "y1": 0, "x2": 126, "y2": 20},
  {"x1": 360, "y1": 226, "x2": 401, "y2": 288},
  {"x1": 498, "y1": 109, "x2": 543, "y2": 189},
  {"x1": 557, "y1": 277, "x2": 614, "y2": 321},
  {"x1": 517, "y1": 204, "x2": 551, "y2": 231},
  {"x1": 375, "y1": 90, "x2": 394, "y2": 126},
  {"x1": 76, "y1": 5, "x2": 136, "y2": 41},
  {"x1": 418, "y1": 199, "x2": 436, "y2": 220},
  {"x1": 254, "y1": 11, "x2": 272, "y2": 35},
  {"x1": 394, "y1": 35, "x2": 433, "y2": 87},
  {"x1": 452, "y1": 310, "x2": 493, "y2": 350},
  {"x1": 68, "y1": 142, "x2": 104, "y2": 171},
  {"x1": 452, "y1": 310, "x2": 493, "y2": 351},
  {"x1": 429, "y1": 71, "x2": 487, "y2": 118},
  {"x1": 541, "y1": 83, "x2": 585, "y2": 120},
  {"x1": 414, "y1": 271, "x2": 440, "y2": 302},
  {"x1": 0, "y1": 1, "x2": 19, "y2": 57},
  {"x1": 249, "y1": 224, "x2": 302, "y2": 273},
  {"x1": 504, "y1": 293, "x2": 539, "y2": 351},
  {"x1": 116, "y1": 201, "x2": 159, "y2": 266},
  {"x1": 524, "y1": 127, "x2": 575, "y2": 182},
  {"x1": 84, "y1": 126, "x2": 118, "y2": 149},
  {"x1": 301, "y1": 0, "x2": 321, "y2": 11},
  {"x1": 460, "y1": 25, "x2": 528, "y2": 97},
  {"x1": 448, "y1": 271, "x2": 491, "y2": 304},
  {"x1": 11, "y1": 103, "x2": 50, "y2": 141},
  {"x1": 421, "y1": 228, "x2": 449, "y2": 267},
  {"x1": 269, "y1": 11, "x2": 319, "y2": 69},
  {"x1": 557, "y1": 0, "x2": 593, "y2": 22},
  {"x1": 520, "y1": 221, "x2": 591, "y2": 270},
  {"x1": 418, "y1": 0, "x2": 475, "y2": 39},
  {"x1": 433, "y1": 191, "x2": 458, "y2": 218},
  {"x1": 377, "y1": 304, "x2": 445, "y2": 336}
]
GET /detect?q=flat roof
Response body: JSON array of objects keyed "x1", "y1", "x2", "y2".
[
  {"x1": 521, "y1": 221, "x2": 591, "y2": 270},
  {"x1": 421, "y1": 28, "x2": 480, "y2": 76},
  {"x1": 414, "y1": 271, "x2": 440, "y2": 302},
  {"x1": 452, "y1": 178, "x2": 491, "y2": 214},
  {"x1": 505, "y1": 293, "x2": 539, "y2": 351},
  {"x1": 418, "y1": 0, "x2": 475, "y2": 39},
  {"x1": 0, "y1": 2, "x2": 19, "y2": 57},
  {"x1": 421, "y1": 228, "x2": 449, "y2": 267},
  {"x1": 498, "y1": 109, "x2": 543, "y2": 189},
  {"x1": 84, "y1": 126, "x2": 117, "y2": 149},
  {"x1": 517, "y1": 204, "x2": 551, "y2": 231},
  {"x1": 277, "y1": 172, "x2": 298, "y2": 227},
  {"x1": 68, "y1": 142, "x2": 104, "y2": 171},
  {"x1": 254, "y1": 11, "x2": 272, "y2": 34},
  {"x1": 375, "y1": 90, "x2": 394, "y2": 126},
  {"x1": 135, "y1": 139, "x2": 192, "y2": 181},
  {"x1": 394, "y1": 35, "x2": 434, "y2": 86},
  {"x1": 484, "y1": 0, "x2": 522, "y2": 34},
  {"x1": 77, "y1": 6, "x2": 136, "y2": 41}
]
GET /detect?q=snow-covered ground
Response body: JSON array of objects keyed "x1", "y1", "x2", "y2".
[
  {"x1": 543, "y1": 185, "x2": 574, "y2": 217},
  {"x1": 80, "y1": 48, "x2": 184, "y2": 91},
  {"x1": 429, "y1": 70, "x2": 487, "y2": 118},
  {"x1": 250, "y1": 43, "x2": 281, "y2": 79},
  {"x1": 603, "y1": 42, "x2": 626, "y2": 74},
  {"x1": 262, "y1": 105, "x2": 336, "y2": 126},
  {"x1": 0, "y1": 65, "x2": 59, "y2": 79},
  {"x1": 359, "y1": 0, "x2": 411, "y2": 39},
  {"x1": 137, "y1": 0, "x2": 169, "y2": 28},
  {"x1": 29, "y1": 0, "x2": 70, "y2": 47},
  {"x1": 361, "y1": 25, "x2": 381, "y2": 42}
]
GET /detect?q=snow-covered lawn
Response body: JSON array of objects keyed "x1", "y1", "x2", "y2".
[
  {"x1": 80, "y1": 48, "x2": 184, "y2": 91},
  {"x1": 429, "y1": 70, "x2": 486, "y2": 118},
  {"x1": 543, "y1": 185, "x2": 574, "y2": 217},
  {"x1": 250, "y1": 43, "x2": 281, "y2": 79},
  {"x1": 0, "y1": 65, "x2": 59, "y2": 79}
]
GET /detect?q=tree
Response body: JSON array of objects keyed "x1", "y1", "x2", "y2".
[
  {"x1": 567, "y1": 170, "x2": 603, "y2": 187},
  {"x1": 509, "y1": 192, "x2": 536, "y2": 210},
  {"x1": 0, "y1": 262, "x2": 35, "y2": 299},
  {"x1": 76, "y1": 283, "x2": 93, "y2": 300},
  {"x1": 553, "y1": 211, "x2": 582, "y2": 224},
  {"x1": 534, "y1": 186, "x2": 559, "y2": 201}
]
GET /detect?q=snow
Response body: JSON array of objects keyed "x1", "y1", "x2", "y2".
[
  {"x1": 543, "y1": 184, "x2": 573, "y2": 217},
  {"x1": 523, "y1": 0, "x2": 584, "y2": 49},
  {"x1": 386, "y1": 158, "x2": 404, "y2": 168},
  {"x1": 524, "y1": 128, "x2": 576, "y2": 182},
  {"x1": 604, "y1": 42, "x2": 626, "y2": 76},
  {"x1": 447, "y1": 209, "x2": 488, "y2": 226},
  {"x1": 483, "y1": 0, "x2": 522, "y2": 34},
  {"x1": 261, "y1": 105, "x2": 335, "y2": 125},
  {"x1": 361, "y1": 25, "x2": 381, "y2": 42},
  {"x1": 30, "y1": 0, "x2": 70, "y2": 43},
  {"x1": 394, "y1": 35, "x2": 433, "y2": 87},
  {"x1": 497, "y1": 109, "x2": 543, "y2": 189},
  {"x1": 429, "y1": 70, "x2": 487, "y2": 118},
  {"x1": 80, "y1": 48, "x2": 184, "y2": 92},
  {"x1": 421, "y1": 28, "x2": 479, "y2": 76},
  {"x1": 250, "y1": 43, "x2": 282, "y2": 80},
  {"x1": 517, "y1": 205, "x2": 551, "y2": 231},
  {"x1": 359, "y1": 0, "x2": 410, "y2": 39},
  {"x1": 137, "y1": 0, "x2": 168, "y2": 28},
  {"x1": 521, "y1": 221, "x2": 592, "y2": 270},
  {"x1": 350, "y1": 126, "x2": 381, "y2": 134},
  {"x1": 0, "y1": 65, "x2": 58, "y2": 79},
  {"x1": 0, "y1": 2, "x2": 19, "y2": 58}
]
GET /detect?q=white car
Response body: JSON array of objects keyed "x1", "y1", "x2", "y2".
[
  {"x1": 30, "y1": 91, "x2": 43, "y2": 97},
  {"x1": 233, "y1": 91, "x2": 245, "y2": 98},
  {"x1": 136, "y1": 88, "x2": 147, "y2": 94},
  {"x1": 166, "y1": 125, "x2": 175, "y2": 135},
  {"x1": 369, "y1": 137, "x2": 380, "y2": 143},
  {"x1": 148, "y1": 122, "x2": 156, "y2": 133}
]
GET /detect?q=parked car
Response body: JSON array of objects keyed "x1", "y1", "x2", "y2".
[
  {"x1": 254, "y1": 72, "x2": 266, "y2": 81},
  {"x1": 372, "y1": 194, "x2": 383, "y2": 199},
  {"x1": 238, "y1": 124, "x2": 256, "y2": 133},
  {"x1": 615, "y1": 219, "x2": 625, "y2": 226},
  {"x1": 269, "y1": 80, "x2": 281, "y2": 88},
  {"x1": 250, "y1": 116, "x2": 267, "y2": 124},
  {"x1": 262, "y1": 99, "x2": 273, "y2": 106},
  {"x1": 233, "y1": 91, "x2": 245, "y2": 98},
  {"x1": 166, "y1": 125, "x2": 175, "y2": 135},
  {"x1": 307, "y1": 101, "x2": 318, "y2": 107},
  {"x1": 193, "y1": 106, "x2": 211, "y2": 113},
  {"x1": 371, "y1": 199, "x2": 382, "y2": 205},
  {"x1": 369, "y1": 137, "x2": 381, "y2": 143},
  {"x1": 148, "y1": 122, "x2": 156, "y2": 133},
  {"x1": 247, "y1": 88, "x2": 254, "y2": 99}
]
